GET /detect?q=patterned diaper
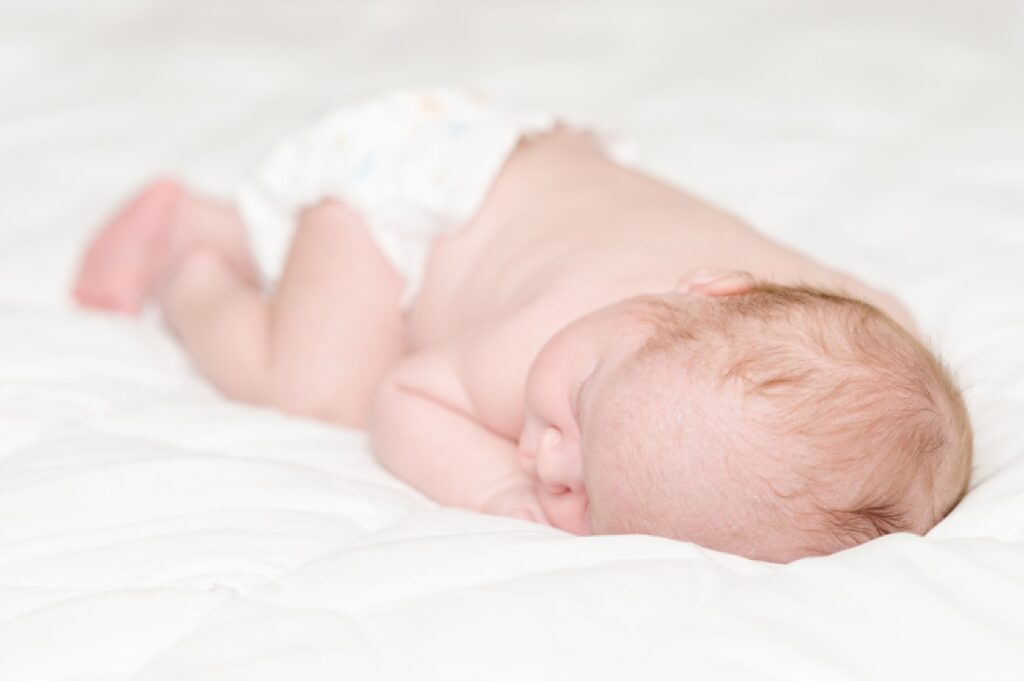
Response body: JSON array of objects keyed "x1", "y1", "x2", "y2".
[{"x1": 238, "y1": 89, "x2": 636, "y2": 308}]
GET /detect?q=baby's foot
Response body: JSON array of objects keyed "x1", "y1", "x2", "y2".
[{"x1": 72, "y1": 180, "x2": 185, "y2": 313}]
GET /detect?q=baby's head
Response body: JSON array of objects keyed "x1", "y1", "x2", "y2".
[{"x1": 518, "y1": 269, "x2": 972, "y2": 562}]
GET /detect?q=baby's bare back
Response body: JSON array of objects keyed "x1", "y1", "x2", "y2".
[{"x1": 403, "y1": 130, "x2": 909, "y2": 440}]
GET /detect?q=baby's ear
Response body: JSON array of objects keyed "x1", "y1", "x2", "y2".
[{"x1": 674, "y1": 269, "x2": 756, "y2": 298}]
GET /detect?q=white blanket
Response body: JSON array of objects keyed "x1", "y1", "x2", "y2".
[{"x1": 2, "y1": 1, "x2": 1023, "y2": 679}]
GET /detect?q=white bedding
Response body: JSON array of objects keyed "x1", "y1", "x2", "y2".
[{"x1": 2, "y1": 1, "x2": 1023, "y2": 679}]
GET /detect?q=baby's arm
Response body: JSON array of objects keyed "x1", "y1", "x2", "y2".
[{"x1": 368, "y1": 349, "x2": 546, "y2": 523}]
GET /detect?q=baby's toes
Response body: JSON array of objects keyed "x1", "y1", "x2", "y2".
[{"x1": 71, "y1": 180, "x2": 184, "y2": 313}]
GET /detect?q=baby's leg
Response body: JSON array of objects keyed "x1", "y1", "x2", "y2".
[
  {"x1": 160, "y1": 199, "x2": 406, "y2": 426},
  {"x1": 73, "y1": 181, "x2": 260, "y2": 312}
]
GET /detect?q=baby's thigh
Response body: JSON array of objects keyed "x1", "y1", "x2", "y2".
[{"x1": 270, "y1": 200, "x2": 407, "y2": 426}]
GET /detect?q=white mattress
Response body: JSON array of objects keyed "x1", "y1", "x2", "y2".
[{"x1": 2, "y1": 1, "x2": 1023, "y2": 679}]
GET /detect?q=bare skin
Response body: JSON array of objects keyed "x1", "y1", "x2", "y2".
[{"x1": 73, "y1": 128, "x2": 915, "y2": 535}]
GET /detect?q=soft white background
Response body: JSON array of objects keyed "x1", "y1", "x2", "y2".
[{"x1": 1, "y1": 1, "x2": 1023, "y2": 679}]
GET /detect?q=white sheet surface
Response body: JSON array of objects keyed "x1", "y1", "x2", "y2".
[{"x1": 2, "y1": 1, "x2": 1023, "y2": 679}]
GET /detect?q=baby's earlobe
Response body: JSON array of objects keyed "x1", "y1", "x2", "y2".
[{"x1": 674, "y1": 269, "x2": 756, "y2": 298}]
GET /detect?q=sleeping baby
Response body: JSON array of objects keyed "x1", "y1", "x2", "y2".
[{"x1": 72, "y1": 89, "x2": 973, "y2": 563}]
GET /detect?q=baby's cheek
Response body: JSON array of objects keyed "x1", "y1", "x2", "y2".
[{"x1": 577, "y1": 441, "x2": 627, "y2": 534}]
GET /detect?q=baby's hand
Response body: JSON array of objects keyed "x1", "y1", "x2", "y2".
[{"x1": 481, "y1": 481, "x2": 549, "y2": 525}]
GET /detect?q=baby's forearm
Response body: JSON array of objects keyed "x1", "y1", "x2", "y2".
[{"x1": 369, "y1": 379, "x2": 540, "y2": 516}]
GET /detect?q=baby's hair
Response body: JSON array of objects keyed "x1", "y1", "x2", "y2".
[{"x1": 636, "y1": 283, "x2": 972, "y2": 559}]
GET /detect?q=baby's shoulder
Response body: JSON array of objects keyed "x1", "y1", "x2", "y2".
[{"x1": 434, "y1": 308, "x2": 556, "y2": 437}]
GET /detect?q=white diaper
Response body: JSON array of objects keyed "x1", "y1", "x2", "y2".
[{"x1": 238, "y1": 89, "x2": 637, "y2": 308}]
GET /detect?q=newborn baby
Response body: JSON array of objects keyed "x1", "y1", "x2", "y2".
[{"x1": 72, "y1": 90, "x2": 972, "y2": 563}]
